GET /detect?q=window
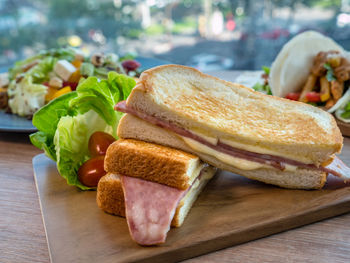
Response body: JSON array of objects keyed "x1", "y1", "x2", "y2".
[{"x1": 0, "y1": 0, "x2": 347, "y2": 71}]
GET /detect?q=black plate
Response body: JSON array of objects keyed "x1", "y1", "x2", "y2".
[{"x1": 0, "y1": 56, "x2": 170, "y2": 133}]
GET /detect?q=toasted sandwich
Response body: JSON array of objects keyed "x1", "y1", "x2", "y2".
[
  {"x1": 97, "y1": 139, "x2": 217, "y2": 245},
  {"x1": 115, "y1": 65, "x2": 350, "y2": 189}
]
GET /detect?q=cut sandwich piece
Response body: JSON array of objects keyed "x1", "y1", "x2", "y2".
[
  {"x1": 98, "y1": 139, "x2": 217, "y2": 245},
  {"x1": 97, "y1": 168, "x2": 215, "y2": 227},
  {"x1": 104, "y1": 138, "x2": 205, "y2": 190},
  {"x1": 115, "y1": 65, "x2": 350, "y2": 188},
  {"x1": 117, "y1": 114, "x2": 327, "y2": 189},
  {"x1": 119, "y1": 65, "x2": 342, "y2": 166}
]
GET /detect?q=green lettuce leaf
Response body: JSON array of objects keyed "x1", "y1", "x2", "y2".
[
  {"x1": 30, "y1": 92, "x2": 78, "y2": 160},
  {"x1": 30, "y1": 131, "x2": 57, "y2": 161},
  {"x1": 80, "y1": 62, "x2": 95, "y2": 77},
  {"x1": 324, "y1": 63, "x2": 336, "y2": 82},
  {"x1": 31, "y1": 72, "x2": 136, "y2": 190},
  {"x1": 9, "y1": 55, "x2": 42, "y2": 81},
  {"x1": 262, "y1": 66, "x2": 270, "y2": 75},
  {"x1": 9, "y1": 48, "x2": 75, "y2": 81},
  {"x1": 54, "y1": 111, "x2": 113, "y2": 190},
  {"x1": 27, "y1": 56, "x2": 57, "y2": 83},
  {"x1": 252, "y1": 82, "x2": 272, "y2": 95},
  {"x1": 69, "y1": 71, "x2": 136, "y2": 133}
]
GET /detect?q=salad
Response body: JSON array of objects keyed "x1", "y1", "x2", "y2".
[
  {"x1": 0, "y1": 48, "x2": 141, "y2": 118},
  {"x1": 30, "y1": 71, "x2": 136, "y2": 190}
]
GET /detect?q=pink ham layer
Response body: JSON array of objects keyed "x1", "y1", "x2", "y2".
[
  {"x1": 121, "y1": 175, "x2": 186, "y2": 246},
  {"x1": 116, "y1": 101, "x2": 350, "y2": 179}
]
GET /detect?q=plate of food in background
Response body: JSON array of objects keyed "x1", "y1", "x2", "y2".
[
  {"x1": 249, "y1": 31, "x2": 350, "y2": 136},
  {"x1": 0, "y1": 48, "x2": 169, "y2": 132}
]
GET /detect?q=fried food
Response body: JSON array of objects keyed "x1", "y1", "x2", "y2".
[
  {"x1": 320, "y1": 76, "x2": 331, "y2": 102},
  {"x1": 299, "y1": 74, "x2": 317, "y2": 102}
]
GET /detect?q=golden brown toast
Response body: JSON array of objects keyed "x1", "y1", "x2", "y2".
[
  {"x1": 126, "y1": 65, "x2": 343, "y2": 165},
  {"x1": 118, "y1": 114, "x2": 327, "y2": 189},
  {"x1": 104, "y1": 139, "x2": 205, "y2": 190},
  {"x1": 97, "y1": 167, "x2": 217, "y2": 227}
]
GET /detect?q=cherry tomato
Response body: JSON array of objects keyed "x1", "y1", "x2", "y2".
[
  {"x1": 78, "y1": 155, "x2": 106, "y2": 187},
  {"x1": 62, "y1": 81, "x2": 78, "y2": 91},
  {"x1": 285, "y1": 92, "x2": 300, "y2": 101},
  {"x1": 305, "y1": 92, "x2": 321, "y2": 102},
  {"x1": 88, "y1": 131, "x2": 116, "y2": 157}
]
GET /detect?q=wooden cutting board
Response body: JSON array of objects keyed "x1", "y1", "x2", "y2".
[{"x1": 33, "y1": 149, "x2": 350, "y2": 263}]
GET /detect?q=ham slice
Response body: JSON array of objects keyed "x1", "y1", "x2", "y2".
[
  {"x1": 121, "y1": 175, "x2": 186, "y2": 246},
  {"x1": 116, "y1": 101, "x2": 350, "y2": 179},
  {"x1": 323, "y1": 156, "x2": 350, "y2": 180}
]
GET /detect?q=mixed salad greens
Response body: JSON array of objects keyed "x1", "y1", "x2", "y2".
[
  {"x1": 30, "y1": 72, "x2": 136, "y2": 190},
  {"x1": 0, "y1": 48, "x2": 140, "y2": 118},
  {"x1": 252, "y1": 66, "x2": 272, "y2": 95}
]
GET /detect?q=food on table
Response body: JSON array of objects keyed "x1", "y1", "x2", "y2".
[
  {"x1": 293, "y1": 51, "x2": 349, "y2": 107},
  {"x1": 266, "y1": 31, "x2": 350, "y2": 123},
  {"x1": 0, "y1": 48, "x2": 141, "y2": 119},
  {"x1": 116, "y1": 65, "x2": 350, "y2": 189},
  {"x1": 30, "y1": 64, "x2": 350, "y2": 247},
  {"x1": 97, "y1": 139, "x2": 216, "y2": 245},
  {"x1": 269, "y1": 31, "x2": 345, "y2": 97},
  {"x1": 252, "y1": 66, "x2": 272, "y2": 95},
  {"x1": 77, "y1": 131, "x2": 116, "y2": 187},
  {"x1": 30, "y1": 71, "x2": 136, "y2": 190},
  {"x1": 78, "y1": 155, "x2": 107, "y2": 187}
]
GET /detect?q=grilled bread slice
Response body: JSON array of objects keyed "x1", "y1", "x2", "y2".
[
  {"x1": 97, "y1": 166, "x2": 216, "y2": 227},
  {"x1": 118, "y1": 114, "x2": 327, "y2": 189},
  {"x1": 125, "y1": 65, "x2": 343, "y2": 165},
  {"x1": 105, "y1": 139, "x2": 207, "y2": 190}
]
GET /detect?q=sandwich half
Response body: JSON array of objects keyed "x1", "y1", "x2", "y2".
[
  {"x1": 115, "y1": 65, "x2": 350, "y2": 189},
  {"x1": 97, "y1": 139, "x2": 217, "y2": 245}
]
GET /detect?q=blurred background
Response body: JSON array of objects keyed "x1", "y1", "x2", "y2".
[{"x1": 1, "y1": 0, "x2": 349, "y2": 72}]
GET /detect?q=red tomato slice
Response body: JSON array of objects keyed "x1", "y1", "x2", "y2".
[
  {"x1": 305, "y1": 92, "x2": 321, "y2": 102},
  {"x1": 285, "y1": 92, "x2": 300, "y2": 101}
]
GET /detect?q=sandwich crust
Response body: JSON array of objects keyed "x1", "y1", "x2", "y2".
[
  {"x1": 118, "y1": 114, "x2": 327, "y2": 189},
  {"x1": 104, "y1": 139, "x2": 203, "y2": 190},
  {"x1": 97, "y1": 167, "x2": 217, "y2": 227},
  {"x1": 126, "y1": 64, "x2": 343, "y2": 165},
  {"x1": 97, "y1": 173, "x2": 125, "y2": 217}
]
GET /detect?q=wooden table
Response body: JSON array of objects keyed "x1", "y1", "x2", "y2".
[
  {"x1": 1, "y1": 133, "x2": 350, "y2": 263},
  {"x1": 2, "y1": 68, "x2": 350, "y2": 262}
]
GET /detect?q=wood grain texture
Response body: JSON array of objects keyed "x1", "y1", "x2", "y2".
[
  {"x1": 1, "y1": 70, "x2": 350, "y2": 263},
  {"x1": 0, "y1": 132, "x2": 49, "y2": 263},
  {"x1": 33, "y1": 137, "x2": 350, "y2": 263},
  {"x1": 184, "y1": 213, "x2": 350, "y2": 263}
]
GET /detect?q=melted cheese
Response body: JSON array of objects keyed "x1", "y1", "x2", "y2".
[
  {"x1": 191, "y1": 130, "x2": 218, "y2": 145},
  {"x1": 182, "y1": 137, "x2": 268, "y2": 170},
  {"x1": 200, "y1": 166, "x2": 216, "y2": 181},
  {"x1": 284, "y1": 164, "x2": 298, "y2": 172},
  {"x1": 186, "y1": 162, "x2": 206, "y2": 186},
  {"x1": 191, "y1": 178, "x2": 201, "y2": 190},
  {"x1": 220, "y1": 138, "x2": 296, "y2": 161}
]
